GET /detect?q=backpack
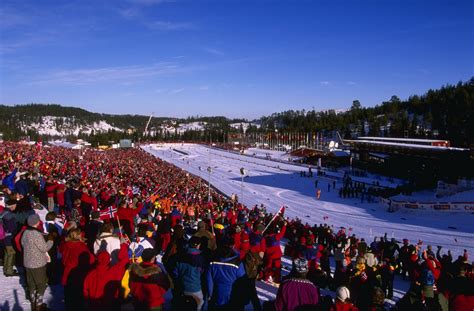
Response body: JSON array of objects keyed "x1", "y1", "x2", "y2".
[
  {"x1": 0, "y1": 209, "x2": 8, "y2": 240},
  {"x1": 421, "y1": 268, "x2": 435, "y2": 286},
  {"x1": 13, "y1": 226, "x2": 27, "y2": 252},
  {"x1": 244, "y1": 251, "x2": 262, "y2": 279},
  {"x1": 0, "y1": 216, "x2": 5, "y2": 240}
]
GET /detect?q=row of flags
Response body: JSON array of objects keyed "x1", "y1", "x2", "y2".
[{"x1": 231, "y1": 132, "x2": 329, "y2": 150}]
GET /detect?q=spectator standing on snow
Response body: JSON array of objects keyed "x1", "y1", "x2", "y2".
[
  {"x1": 2, "y1": 199, "x2": 19, "y2": 277},
  {"x1": 21, "y1": 214, "x2": 53, "y2": 311}
]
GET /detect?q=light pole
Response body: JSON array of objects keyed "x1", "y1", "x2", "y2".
[
  {"x1": 240, "y1": 167, "x2": 246, "y2": 204},
  {"x1": 185, "y1": 173, "x2": 189, "y2": 203},
  {"x1": 207, "y1": 145, "x2": 212, "y2": 203},
  {"x1": 275, "y1": 129, "x2": 279, "y2": 151},
  {"x1": 198, "y1": 166, "x2": 202, "y2": 188},
  {"x1": 207, "y1": 166, "x2": 212, "y2": 202}
]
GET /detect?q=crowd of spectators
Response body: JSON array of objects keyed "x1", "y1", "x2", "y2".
[{"x1": 0, "y1": 142, "x2": 473, "y2": 311}]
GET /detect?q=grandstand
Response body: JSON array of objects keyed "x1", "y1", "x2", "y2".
[{"x1": 346, "y1": 137, "x2": 472, "y2": 188}]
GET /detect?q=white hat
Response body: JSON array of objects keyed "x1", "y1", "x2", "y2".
[{"x1": 336, "y1": 286, "x2": 350, "y2": 302}]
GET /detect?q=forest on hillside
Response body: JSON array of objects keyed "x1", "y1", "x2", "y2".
[
  {"x1": 254, "y1": 78, "x2": 474, "y2": 147},
  {"x1": 0, "y1": 78, "x2": 472, "y2": 147}
]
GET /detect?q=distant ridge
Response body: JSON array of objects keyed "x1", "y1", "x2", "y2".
[{"x1": 0, "y1": 78, "x2": 473, "y2": 147}]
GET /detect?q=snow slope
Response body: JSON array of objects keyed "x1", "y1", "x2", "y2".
[
  {"x1": 23, "y1": 116, "x2": 122, "y2": 136},
  {"x1": 144, "y1": 143, "x2": 474, "y2": 257}
]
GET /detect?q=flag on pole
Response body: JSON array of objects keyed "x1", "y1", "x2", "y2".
[
  {"x1": 100, "y1": 205, "x2": 118, "y2": 220},
  {"x1": 262, "y1": 206, "x2": 286, "y2": 234}
]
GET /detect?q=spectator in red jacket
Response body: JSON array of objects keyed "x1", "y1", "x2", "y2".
[
  {"x1": 80, "y1": 187, "x2": 97, "y2": 222},
  {"x1": 128, "y1": 248, "x2": 170, "y2": 311},
  {"x1": 263, "y1": 220, "x2": 287, "y2": 283},
  {"x1": 59, "y1": 228, "x2": 95, "y2": 311},
  {"x1": 83, "y1": 242, "x2": 129, "y2": 311},
  {"x1": 424, "y1": 250, "x2": 442, "y2": 281},
  {"x1": 239, "y1": 231, "x2": 250, "y2": 260},
  {"x1": 117, "y1": 200, "x2": 141, "y2": 237},
  {"x1": 56, "y1": 181, "x2": 66, "y2": 212},
  {"x1": 45, "y1": 177, "x2": 57, "y2": 211}
]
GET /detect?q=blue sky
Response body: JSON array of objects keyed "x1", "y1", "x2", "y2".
[{"x1": 1, "y1": 0, "x2": 473, "y2": 119}]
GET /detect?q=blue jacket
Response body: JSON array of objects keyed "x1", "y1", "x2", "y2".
[
  {"x1": 15, "y1": 179, "x2": 29, "y2": 196},
  {"x1": 206, "y1": 250, "x2": 246, "y2": 306},
  {"x1": 2, "y1": 169, "x2": 17, "y2": 191},
  {"x1": 172, "y1": 247, "x2": 204, "y2": 293},
  {"x1": 304, "y1": 246, "x2": 318, "y2": 261},
  {"x1": 171, "y1": 208, "x2": 182, "y2": 217}
]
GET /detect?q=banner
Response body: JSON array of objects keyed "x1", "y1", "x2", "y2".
[{"x1": 433, "y1": 204, "x2": 450, "y2": 210}]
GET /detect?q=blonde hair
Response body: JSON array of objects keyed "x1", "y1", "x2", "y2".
[{"x1": 65, "y1": 228, "x2": 84, "y2": 242}]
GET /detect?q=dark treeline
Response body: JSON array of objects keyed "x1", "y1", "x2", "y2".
[
  {"x1": 0, "y1": 78, "x2": 473, "y2": 147},
  {"x1": 257, "y1": 78, "x2": 474, "y2": 147}
]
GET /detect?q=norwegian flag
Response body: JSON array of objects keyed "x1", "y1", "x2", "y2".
[
  {"x1": 132, "y1": 186, "x2": 140, "y2": 195},
  {"x1": 100, "y1": 205, "x2": 117, "y2": 220}
]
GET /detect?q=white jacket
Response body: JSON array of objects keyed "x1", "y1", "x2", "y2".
[{"x1": 93, "y1": 233, "x2": 121, "y2": 263}]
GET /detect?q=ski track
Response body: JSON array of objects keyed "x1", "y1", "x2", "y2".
[{"x1": 144, "y1": 144, "x2": 474, "y2": 257}]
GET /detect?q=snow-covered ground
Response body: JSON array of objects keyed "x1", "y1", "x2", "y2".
[{"x1": 144, "y1": 143, "x2": 474, "y2": 257}]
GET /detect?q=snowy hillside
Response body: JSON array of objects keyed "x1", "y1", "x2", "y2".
[
  {"x1": 157, "y1": 121, "x2": 208, "y2": 135},
  {"x1": 229, "y1": 122, "x2": 261, "y2": 132},
  {"x1": 176, "y1": 121, "x2": 207, "y2": 134},
  {"x1": 21, "y1": 116, "x2": 122, "y2": 136}
]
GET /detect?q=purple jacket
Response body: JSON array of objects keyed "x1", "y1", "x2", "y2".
[{"x1": 275, "y1": 278, "x2": 320, "y2": 311}]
